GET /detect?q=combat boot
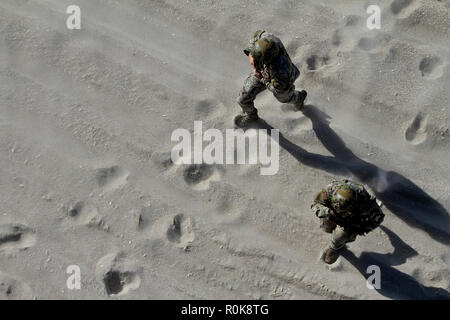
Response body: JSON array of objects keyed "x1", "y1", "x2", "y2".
[
  {"x1": 294, "y1": 90, "x2": 307, "y2": 110},
  {"x1": 323, "y1": 246, "x2": 341, "y2": 264},
  {"x1": 234, "y1": 111, "x2": 259, "y2": 128}
]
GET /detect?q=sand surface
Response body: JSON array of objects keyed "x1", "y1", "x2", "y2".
[{"x1": 0, "y1": 0, "x2": 449, "y2": 299}]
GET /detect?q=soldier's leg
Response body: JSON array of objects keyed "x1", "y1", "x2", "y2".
[
  {"x1": 273, "y1": 85, "x2": 307, "y2": 110},
  {"x1": 320, "y1": 217, "x2": 336, "y2": 234},
  {"x1": 236, "y1": 73, "x2": 266, "y2": 117},
  {"x1": 330, "y1": 226, "x2": 357, "y2": 250},
  {"x1": 323, "y1": 226, "x2": 357, "y2": 264}
]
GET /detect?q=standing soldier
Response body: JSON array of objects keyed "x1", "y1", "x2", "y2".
[
  {"x1": 235, "y1": 30, "x2": 308, "y2": 128},
  {"x1": 311, "y1": 179, "x2": 385, "y2": 264}
]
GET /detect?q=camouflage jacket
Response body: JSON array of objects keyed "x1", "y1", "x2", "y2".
[
  {"x1": 311, "y1": 180, "x2": 384, "y2": 235},
  {"x1": 244, "y1": 30, "x2": 300, "y2": 93}
]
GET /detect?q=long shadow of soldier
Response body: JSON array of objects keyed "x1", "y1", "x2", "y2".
[
  {"x1": 341, "y1": 226, "x2": 450, "y2": 299},
  {"x1": 255, "y1": 105, "x2": 450, "y2": 245}
]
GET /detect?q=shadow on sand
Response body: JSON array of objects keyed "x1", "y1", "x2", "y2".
[
  {"x1": 254, "y1": 105, "x2": 450, "y2": 299},
  {"x1": 341, "y1": 226, "x2": 449, "y2": 299},
  {"x1": 256, "y1": 104, "x2": 450, "y2": 245}
]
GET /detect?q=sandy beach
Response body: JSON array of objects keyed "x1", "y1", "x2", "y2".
[{"x1": 0, "y1": 0, "x2": 449, "y2": 299}]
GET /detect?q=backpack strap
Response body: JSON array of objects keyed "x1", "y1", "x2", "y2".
[{"x1": 253, "y1": 29, "x2": 266, "y2": 39}]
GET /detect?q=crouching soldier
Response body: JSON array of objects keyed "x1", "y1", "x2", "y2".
[
  {"x1": 311, "y1": 179, "x2": 385, "y2": 264},
  {"x1": 235, "y1": 30, "x2": 307, "y2": 128}
]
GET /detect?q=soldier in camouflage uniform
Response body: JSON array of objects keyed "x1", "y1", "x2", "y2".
[
  {"x1": 235, "y1": 30, "x2": 308, "y2": 127},
  {"x1": 311, "y1": 179, "x2": 385, "y2": 264}
]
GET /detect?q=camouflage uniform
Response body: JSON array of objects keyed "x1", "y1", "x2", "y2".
[
  {"x1": 237, "y1": 30, "x2": 305, "y2": 117},
  {"x1": 311, "y1": 180, "x2": 384, "y2": 256}
]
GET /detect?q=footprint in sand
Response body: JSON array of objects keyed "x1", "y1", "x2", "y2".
[
  {"x1": 166, "y1": 214, "x2": 189, "y2": 243},
  {"x1": 0, "y1": 272, "x2": 33, "y2": 299},
  {"x1": 66, "y1": 201, "x2": 108, "y2": 229},
  {"x1": 96, "y1": 253, "x2": 141, "y2": 296},
  {"x1": 183, "y1": 164, "x2": 221, "y2": 191},
  {"x1": 0, "y1": 223, "x2": 36, "y2": 252},
  {"x1": 212, "y1": 190, "x2": 242, "y2": 224},
  {"x1": 358, "y1": 34, "x2": 392, "y2": 52},
  {"x1": 331, "y1": 29, "x2": 343, "y2": 47},
  {"x1": 148, "y1": 214, "x2": 195, "y2": 249},
  {"x1": 137, "y1": 207, "x2": 152, "y2": 231},
  {"x1": 303, "y1": 50, "x2": 343, "y2": 74},
  {"x1": 193, "y1": 98, "x2": 227, "y2": 121},
  {"x1": 391, "y1": 0, "x2": 413, "y2": 15},
  {"x1": 150, "y1": 151, "x2": 174, "y2": 171},
  {"x1": 96, "y1": 166, "x2": 128, "y2": 192},
  {"x1": 330, "y1": 29, "x2": 354, "y2": 52},
  {"x1": 405, "y1": 113, "x2": 428, "y2": 145},
  {"x1": 358, "y1": 37, "x2": 379, "y2": 51},
  {"x1": 305, "y1": 54, "x2": 330, "y2": 71},
  {"x1": 137, "y1": 202, "x2": 170, "y2": 231},
  {"x1": 343, "y1": 15, "x2": 361, "y2": 27},
  {"x1": 384, "y1": 44, "x2": 402, "y2": 62},
  {"x1": 419, "y1": 56, "x2": 445, "y2": 80}
]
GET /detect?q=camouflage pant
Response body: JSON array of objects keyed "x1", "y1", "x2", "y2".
[
  {"x1": 320, "y1": 218, "x2": 357, "y2": 250},
  {"x1": 237, "y1": 72, "x2": 303, "y2": 115}
]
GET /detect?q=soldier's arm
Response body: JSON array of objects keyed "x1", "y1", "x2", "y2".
[
  {"x1": 248, "y1": 54, "x2": 262, "y2": 79},
  {"x1": 266, "y1": 68, "x2": 291, "y2": 93},
  {"x1": 311, "y1": 189, "x2": 333, "y2": 218}
]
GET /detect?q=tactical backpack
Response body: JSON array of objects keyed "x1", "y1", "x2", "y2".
[{"x1": 330, "y1": 180, "x2": 385, "y2": 235}]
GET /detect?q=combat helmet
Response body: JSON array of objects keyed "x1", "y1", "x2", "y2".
[
  {"x1": 331, "y1": 184, "x2": 357, "y2": 216},
  {"x1": 251, "y1": 37, "x2": 280, "y2": 66}
]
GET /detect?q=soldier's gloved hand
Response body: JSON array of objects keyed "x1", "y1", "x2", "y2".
[
  {"x1": 315, "y1": 207, "x2": 331, "y2": 219},
  {"x1": 254, "y1": 69, "x2": 262, "y2": 79},
  {"x1": 329, "y1": 208, "x2": 337, "y2": 217}
]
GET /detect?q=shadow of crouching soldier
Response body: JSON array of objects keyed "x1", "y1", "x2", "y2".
[
  {"x1": 256, "y1": 105, "x2": 450, "y2": 246},
  {"x1": 301, "y1": 105, "x2": 450, "y2": 246},
  {"x1": 255, "y1": 105, "x2": 450, "y2": 299},
  {"x1": 341, "y1": 226, "x2": 450, "y2": 300}
]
